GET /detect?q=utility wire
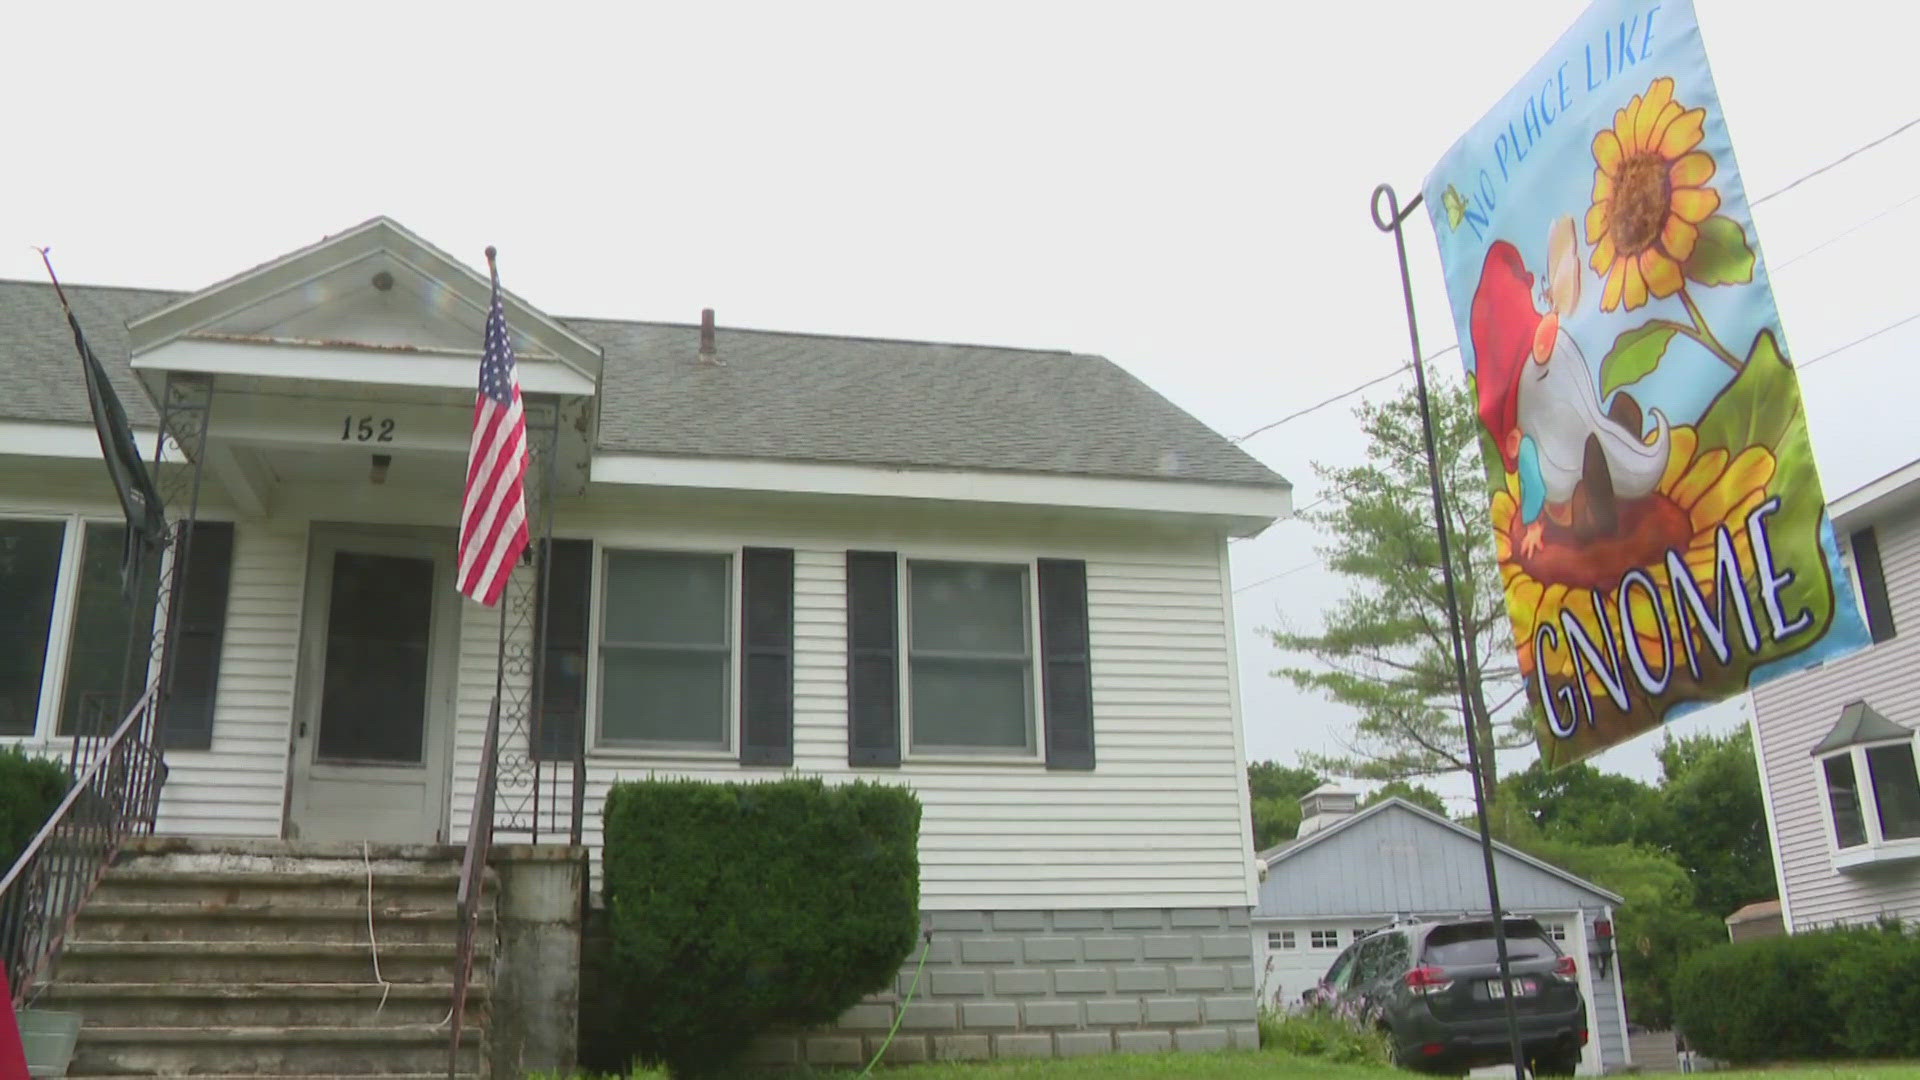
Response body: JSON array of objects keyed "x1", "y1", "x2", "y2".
[
  {"x1": 1232, "y1": 559, "x2": 1322, "y2": 595},
  {"x1": 1797, "y1": 311, "x2": 1920, "y2": 372},
  {"x1": 1233, "y1": 345, "x2": 1455, "y2": 444},
  {"x1": 1752, "y1": 115, "x2": 1920, "y2": 207},
  {"x1": 1228, "y1": 121, "x2": 1920, "y2": 446}
]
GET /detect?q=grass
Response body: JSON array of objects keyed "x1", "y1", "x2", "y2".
[{"x1": 541, "y1": 1050, "x2": 1920, "y2": 1079}]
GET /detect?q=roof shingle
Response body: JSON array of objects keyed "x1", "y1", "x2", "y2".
[{"x1": 0, "y1": 279, "x2": 1286, "y2": 489}]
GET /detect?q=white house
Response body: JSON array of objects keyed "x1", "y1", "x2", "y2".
[
  {"x1": 0, "y1": 217, "x2": 1290, "y2": 1065},
  {"x1": 1253, "y1": 789, "x2": 1633, "y2": 1075},
  {"x1": 1750, "y1": 459, "x2": 1920, "y2": 931}
]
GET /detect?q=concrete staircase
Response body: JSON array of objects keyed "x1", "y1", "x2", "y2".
[{"x1": 36, "y1": 837, "x2": 492, "y2": 1078}]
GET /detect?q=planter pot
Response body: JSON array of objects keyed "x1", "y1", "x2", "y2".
[{"x1": 17, "y1": 1009, "x2": 82, "y2": 1078}]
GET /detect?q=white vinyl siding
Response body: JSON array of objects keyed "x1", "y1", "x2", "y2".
[
  {"x1": 153, "y1": 522, "x2": 303, "y2": 836},
  {"x1": 1752, "y1": 504, "x2": 1920, "y2": 929},
  {"x1": 454, "y1": 492, "x2": 1253, "y2": 911}
]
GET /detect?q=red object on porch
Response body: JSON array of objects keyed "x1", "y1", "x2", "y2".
[{"x1": 0, "y1": 969, "x2": 29, "y2": 1080}]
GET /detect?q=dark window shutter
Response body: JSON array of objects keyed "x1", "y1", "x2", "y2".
[
  {"x1": 534, "y1": 538, "x2": 593, "y2": 760},
  {"x1": 846, "y1": 551, "x2": 900, "y2": 767},
  {"x1": 1038, "y1": 558, "x2": 1094, "y2": 770},
  {"x1": 740, "y1": 547, "x2": 795, "y2": 766},
  {"x1": 1853, "y1": 527, "x2": 1898, "y2": 644},
  {"x1": 161, "y1": 521, "x2": 235, "y2": 750}
]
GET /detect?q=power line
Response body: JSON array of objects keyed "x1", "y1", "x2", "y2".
[
  {"x1": 1753, "y1": 115, "x2": 1920, "y2": 207},
  {"x1": 1232, "y1": 559, "x2": 1322, "y2": 595},
  {"x1": 1233, "y1": 345, "x2": 1456, "y2": 444},
  {"x1": 1797, "y1": 311, "x2": 1920, "y2": 372},
  {"x1": 1770, "y1": 189, "x2": 1920, "y2": 274}
]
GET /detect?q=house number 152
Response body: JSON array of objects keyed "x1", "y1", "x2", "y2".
[{"x1": 341, "y1": 416, "x2": 396, "y2": 443}]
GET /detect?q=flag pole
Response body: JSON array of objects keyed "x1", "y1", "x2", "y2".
[
  {"x1": 1371, "y1": 183, "x2": 1527, "y2": 1080},
  {"x1": 34, "y1": 246, "x2": 156, "y2": 749}
]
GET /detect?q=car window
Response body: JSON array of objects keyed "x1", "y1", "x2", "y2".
[
  {"x1": 1346, "y1": 935, "x2": 1389, "y2": 990},
  {"x1": 1421, "y1": 919, "x2": 1559, "y2": 966},
  {"x1": 1377, "y1": 932, "x2": 1412, "y2": 977},
  {"x1": 1322, "y1": 944, "x2": 1359, "y2": 991}
]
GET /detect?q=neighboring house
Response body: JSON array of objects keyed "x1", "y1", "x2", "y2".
[
  {"x1": 1253, "y1": 787, "x2": 1632, "y2": 1076},
  {"x1": 0, "y1": 217, "x2": 1290, "y2": 1062},
  {"x1": 1724, "y1": 899, "x2": 1784, "y2": 942},
  {"x1": 1750, "y1": 459, "x2": 1920, "y2": 932}
]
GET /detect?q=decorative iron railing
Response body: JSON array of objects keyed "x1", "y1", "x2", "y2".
[
  {"x1": 448, "y1": 694, "x2": 503, "y2": 1078},
  {"x1": 0, "y1": 685, "x2": 167, "y2": 1007}
]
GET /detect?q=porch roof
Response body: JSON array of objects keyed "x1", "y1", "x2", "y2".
[{"x1": 0, "y1": 278, "x2": 1286, "y2": 492}]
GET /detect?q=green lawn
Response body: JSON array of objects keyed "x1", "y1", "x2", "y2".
[{"x1": 575, "y1": 1049, "x2": 1920, "y2": 1079}]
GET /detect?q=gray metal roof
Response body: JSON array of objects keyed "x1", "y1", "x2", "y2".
[
  {"x1": 0, "y1": 279, "x2": 1286, "y2": 489},
  {"x1": 1811, "y1": 700, "x2": 1911, "y2": 757}
]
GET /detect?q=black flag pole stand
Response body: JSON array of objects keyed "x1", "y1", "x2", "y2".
[{"x1": 1371, "y1": 183, "x2": 1528, "y2": 1080}]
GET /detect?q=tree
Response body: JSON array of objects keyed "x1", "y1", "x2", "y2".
[
  {"x1": 1501, "y1": 758, "x2": 1663, "y2": 848},
  {"x1": 1362, "y1": 780, "x2": 1449, "y2": 817},
  {"x1": 1270, "y1": 377, "x2": 1532, "y2": 804},
  {"x1": 1247, "y1": 761, "x2": 1323, "y2": 850},
  {"x1": 1655, "y1": 728, "x2": 1776, "y2": 917}
]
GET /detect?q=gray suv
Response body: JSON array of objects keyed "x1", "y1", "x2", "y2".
[{"x1": 1308, "y1": 917, "x2": 1587, "y2": 1075}]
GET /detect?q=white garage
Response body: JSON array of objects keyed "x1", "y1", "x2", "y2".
[{"x1": 1252, "y1": 786, "x2": 1633, "y2": 1076}]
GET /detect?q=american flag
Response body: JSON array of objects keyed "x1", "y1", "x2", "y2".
[{"x1": 457, "y1": 258, "x2": 530, "y2": 606}]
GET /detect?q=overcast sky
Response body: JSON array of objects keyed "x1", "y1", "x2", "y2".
[{"x1": 8, "y1": 1, "x2": 1915, "y2": 807}]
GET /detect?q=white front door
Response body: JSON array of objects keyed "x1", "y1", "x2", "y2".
[{"x1": 288, "y1": 525, "x2": 460, "y2": 844}]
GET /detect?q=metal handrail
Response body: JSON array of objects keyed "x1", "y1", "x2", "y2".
[
  {"x1": 448, "y1": 693, "x2": 502, "y2": 1078},
  {"x1": 0, "y1": 684, "x2": 166, "y2": 1006}
]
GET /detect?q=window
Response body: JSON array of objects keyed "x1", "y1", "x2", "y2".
[
  {"x1": 1851, "y1": 527, "x2": 1897, "y2": 644},
  {"x1": 1546, "y1": 923, "x2": 1568, "y2": 942},
  {"x1": 1812, "y1": 701, "x2": 1920, "y2": 868},
  {"x1": 0, "y1": 520, "x2": 66, "y2": 736},
  {"x1": 59, "y1": 524, "x2": 159, "y2": 736},
  {"x1": 598, "y1": 551, "x2": 732, "y2": 748},
  {"x1": 906, "y1": 561, "x2": 1033, "y2": 754},
  {"x1": 1352, "y1": 927, "x2": 1374, "y2": 944},
  {"x1": 1268, "y1": 930, "x2": 1296, "y2": 950},
  {"x1": 1310, "y1": 929, "x2": 1340, "y2": 949}
]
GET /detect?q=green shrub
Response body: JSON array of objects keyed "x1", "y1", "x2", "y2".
[
  {"x1": 1819, "y1": 922, "x2": 1920, "y2": 1057},
  {"x1": 595, "y1": 777, "x2": 922, "y2": 1078},
  {"x1": 1672, "y1": 925, "x2": 1920, "y2": 1063},
  {"x1": 0, "y1": 748, "x2": 69, "y2": 874},
  {"x1": 1258, "y1": 1005, "x2": 1390, "y2": 1065}
]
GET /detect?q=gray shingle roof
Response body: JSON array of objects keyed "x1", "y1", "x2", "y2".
[{"x1": 0, "y1": 279, "x2": 1285, "y2": 489}]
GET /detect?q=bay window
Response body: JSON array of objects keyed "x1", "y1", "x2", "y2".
[{"x1": 1813, "y1": 700, "x2": 1920, "y2": 868}]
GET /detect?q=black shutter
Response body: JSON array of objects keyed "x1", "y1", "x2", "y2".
[
  {"x1": 161, "y1": 521, "x2": 235, "y2": 750},
  {"x1": 740, "y1": 547, "x2": 795, "y2": 766},
  {"x1": 534, "y1": 538, "x2": 593, "y2": 760},
  {"x1": 1038, "y1": 558, "x2": 1094, "y2": 770},
  {"x1": 846, "y1": 551, "x2": 900, "y2": 767},
  {"x1": 1853, "y1": 527, "x2": 1898, "y2": 645}
]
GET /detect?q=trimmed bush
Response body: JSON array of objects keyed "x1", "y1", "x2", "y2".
[
  {"x1": 1672, "y1": 923, "x2": 1920, "y2": 1063},
  {"x1": 0, "y1": 748, "x2": 69, "y2": 875},
  {"x1": 596, "y1": 777, "x2": 921, "y2": 1078},
  {"x1": 1258, "y1": 1005, "x2": 1390, "y2": 1065},
  {"x1": 1820, "y1": 922, "x2": 1920, "y2": 1057}
]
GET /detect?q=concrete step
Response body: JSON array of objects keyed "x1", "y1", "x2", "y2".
[
  {"x1": 73, "y1": 901, "x2": 483, "y2": 945},
  {"x1": 58, "y1": 941, "x2": 489, "y2": 985},
  {"x1": 69, "y1": 1024, "x2": 482, "y2": 1076},
  {"x1": 39, "y1": 982, "x2": 488, "y2": 1028},
  {"x1": 92, "y1": 869, "x2": 477, "y2": 910}
]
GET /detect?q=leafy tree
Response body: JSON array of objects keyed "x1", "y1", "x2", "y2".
[
  {"x1": 1362, "y1": 780, "x2": 1449, "y2": 817},
  {"x1": 1248, "y1": 761, "x2": 1322, "y2": 850},
  {"x1": 1269, "y1": 378, "x2": 1532, "y2": 805},
  {"x1": 1655, "y1": 728, "x2": 1776, "y2": 918},
  {"x1": 1501, "y1": 758, "x2": 1663, "y2": 848}
]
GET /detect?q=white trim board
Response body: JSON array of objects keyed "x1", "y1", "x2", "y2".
[{"x1": 590, "y1": 453, "x2": 1291, "y2": 535}]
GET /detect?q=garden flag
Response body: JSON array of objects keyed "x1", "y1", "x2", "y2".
[{"x1": 1421, "y1": 0, "x2": 1869, "y2": 766}]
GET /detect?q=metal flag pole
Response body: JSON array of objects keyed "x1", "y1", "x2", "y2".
[{"x1": 1371, "y1": 182, "x2": 1527, "y2": 1080}]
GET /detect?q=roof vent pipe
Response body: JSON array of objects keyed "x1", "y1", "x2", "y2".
[{"x1": 698, "y1": 308, "x2": 720, "y2": 365}]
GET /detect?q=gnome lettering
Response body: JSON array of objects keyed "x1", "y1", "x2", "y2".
[{"x1": 1535, "y1": 496, "x2": 1814, "y2": 740}]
